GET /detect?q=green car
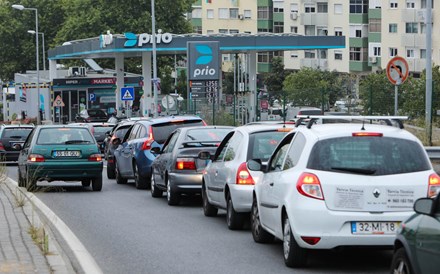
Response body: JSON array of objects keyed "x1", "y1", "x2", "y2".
[
  {"x1": 390, "y1": 194, "x2": 440, "y2": 274},
  {"x1": 17, "y1": 125, "x2": 103, "y2": 191}
]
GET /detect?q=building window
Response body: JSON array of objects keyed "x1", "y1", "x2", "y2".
[
  {"x1": 258, "y1": 28, "x2": 271, "y2": 33},
  {"x1": 373, "y1": 46, "x2": 381, "y2": 56},
  {"x1": 350, "y1": 0, "x2": 368, "y2": 14},
  {"x1": 258, "y1": 52, "x2": 274, "y2": 63},
  {"x1": 319, "y1": 49, "x2": 327, "y2": 59},
  {"x1": 389, "y1": 23, "x2": 397, "y2": 33},
  {"x1": 305, "y1": 50, "x2": 316, "y2": 59},
  {"x1": 273, "y1": 1, "x2": 284, "y2": 13},
  {"x1": 317, "y1": 3, "x2": 328, "y2": 13},
  {"x1": 291, "y1": 26, "x2": 298, "y2": 33},
  {"x1": 369, "y1": 19, "x2": 381, "y2": 32},
  {"x1": 335, "y1": 51, "x2": 343, "y2": 60},
  {"x1": 230, "y1": 8, "x2": 239, "y2": 19},
  {"x1": 350, "y1": 47, "x2": 361, "y2": 61},
  {"x1": 350, "y1": 25, "x2": 367, "y2": 38},
  {"x1": 194, "y1": 26, "x2": 202, "y2": 34},
  {"x1": 207, "y1": 9, "x2": 214, "y2": 19},
  {"x1": 420, "y1": 23, "x2": 426, "y2": 34},
  {"x1": 305, "y1": 25, "x2": 316, "y2": 36},
  {"x1": 207, "y1": 30, "x2": 214, "y2": 34},
  {"x1": 219, "y1": 8, "x2": 228, "y2": 19},
  {"x1": 244, "y1": 10, "x2": 251, "y2": 19},
  {"x1": 305, "y1": 3, "x2": 316, "y2": 13},
  {"x1": 219, "y1": 29, "x2": 228, "y2": 34},
  {"x1": 389, "y1": 48, "x2": 398, "y2": 57},
  {"x1": 421, "y1": 0, "x2": 434, "y2": 8},
  {"x1": 317, "y1": 27, "x2": 328, "y2": 36},
  {"x1": 192, "y1": 8, "x2": 202, "y2": 19},
  {"x1": 229, "y1": 29, "x2": 239, "y2": 34},
  {"x1": 406, "y1": 23, "x2": 418, "y2": 33},
  {"x1": 291, "y1": 51, "x2": 298, "y2": 58},
  {"x1": 334, "y1": 27, "x2": 343, "y2": 36},
  {"x1": 406, "y1": 0, "x2": 415, "y2": 9},
  {"x1": 291, "y1": 3, "x2": 298, "y2": 12},
  {"x1": 257, "y1": 7, "x2": 270, "y2": 19},
  {"x1": 390, "y1": 0, "x2": 398, "y2": 8},
  {"x1": 420, "y1": 49, "x2": 427, "y2": 59},
  {"x1": 406, "y1": 48, "x2": 415, "y2": 58},
  {"x1": 274, "y1": 22, "x2": 284, "y2": 33},
  {"x1": 334, "y1": 4, "x2": 343, "y2": 14}
]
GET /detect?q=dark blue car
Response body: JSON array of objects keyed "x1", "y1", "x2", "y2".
[{"x1": 113, "y1": 116, "x2": 206, "y2": 189}]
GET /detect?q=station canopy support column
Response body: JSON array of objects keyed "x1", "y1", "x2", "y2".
[
  {"x1": 142, "y1": 51, "x2": 152, "y2": 117},
  {"x1": 115, "y1": 53, "x2": 124, "y2": 113},
  {"x1": 248, "y1": 51, "x2": 257, "y2": 122}
]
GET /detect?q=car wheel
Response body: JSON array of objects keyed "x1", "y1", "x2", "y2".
[
  {"x1": 390, "y1": 247, "x2": 413, "y2": 274},
  {"x1": 92, "y1": 175, "x2": 103, "y2": 191},
  {"x1": 150, "y1": 172, "x2": 163, "y2": 198},
  {"x1": 81, "y1": 179, "x2": 91, "y2": 187},
  {"x1": 251, "y1": 197, "x2": 274, "y2": 243},
  {"x1": 115, "y1": 163, "x2": 127, "y2": 184},
  {"x1": 202, "y1": 184, "x2": 218, "y2": 217},
  {"x1": 107, "y1": 162, "x2": 116, "y2": 179},
  {"x1": 283, "y1": 215, "x2": 308, "y2": 268},
  {"x1": 166, "y1": 178, "x2": 180, "y2": 206},
  {"x1": 226, "y1": 193, "x2": 245, "y2": 230},
  {"x1": 134, "y1": 162, "x2": 149, "y2": 189}
]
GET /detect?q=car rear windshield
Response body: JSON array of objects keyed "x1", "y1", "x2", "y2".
[
  {"x1": 247, "y1": 131, "x2": 288, "y2": 161},
  {"x1": 115, "y1": 126, "x2": 131, "y2": 138},
  {"x1": 93, "y1": 126, "x2": 113, "y2": 134},
  {"x1": 37, "y1": 128, "x2": 95, "y2": 145},
  {"x1": 2, "y1": 128, "x2": 33, "y2": 138},
  {"x1": 307, "y1": 137, "x2": 430, "y2": 175},
  {"x1": 152, "y1": 120, "x2": 204, "y2": 143},
  {"x1": 88, "y1": 109, "x2": 107, "y2": 117},
  {"x1": 185, "y1": 128, "x2": 230, "y2": 141}
]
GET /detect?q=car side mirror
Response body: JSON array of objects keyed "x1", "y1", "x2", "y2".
[
  {"x1": 150, "y1": 147, "x2": 161, "y2": 154},
  {"x1": 198, "y1": 151, "x2": 212, "y2": 160},
  {"x1": 414, "y1": 198, "x2": 434, "y2": 215},
  {"x1": 112, "y1": 138, "x2": 121, "y2": 146},
  {"x1": 247, "y1": 159, "x2": 263, "y2": 171}
]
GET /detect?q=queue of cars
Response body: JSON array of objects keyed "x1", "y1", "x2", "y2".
[{"x1": 10, "y1": 114, "x2": 440, "y2": 271}]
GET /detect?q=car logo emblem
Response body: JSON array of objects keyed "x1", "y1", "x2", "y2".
[{"x1": 373, "y1": 189, "x2": 380, "y2": 198}]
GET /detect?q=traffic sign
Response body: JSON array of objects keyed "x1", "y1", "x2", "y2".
[
  {"x1": 53, "y1": 95, "x2": 65, "y2": 107},
  {"x1": 386, "y1": 56, "x2": 409, "y2": 85},
  {"x1": 89, "y1": 93, "x2": 96, "y2": 102},
  {"x1": 121, "y1": 87, "x2": 135, "y2": 101},
  {"x1": 161, "y1": 95, "x2": 175, "y2": 109}
]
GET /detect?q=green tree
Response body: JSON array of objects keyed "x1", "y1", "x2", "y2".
[
  {"x1": 283, "y1": 67, "x2": 327, "y2": 107},
  {"x1": 263, "y1": 57, "x2": 285, "y2": 101},
  {"x1": 359, "y1": 71, "x2": 395, "y2": 115}
]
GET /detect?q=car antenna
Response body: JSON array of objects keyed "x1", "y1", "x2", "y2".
[{"x1": 361, "y1": 119, "x2": 366, "y2": 131}]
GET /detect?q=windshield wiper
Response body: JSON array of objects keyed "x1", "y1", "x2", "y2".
[
  {"x1": 330, "y1": 166, "x2": 376, "y2": 175},
  {"x1": 65, "y1": 140, "x2": 91, "y2": 144}
]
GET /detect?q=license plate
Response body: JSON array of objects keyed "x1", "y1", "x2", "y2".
[
  {"x1": 351, "y1": 221, "x2": 400, "y2": 235},
  {"x1": 53, "y1": 150, "x2": 81, "y2": 157}
]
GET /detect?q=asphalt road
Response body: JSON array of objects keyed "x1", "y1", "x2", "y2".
[{"x1": 7, "y1": 165, "x2": 392, "y2": 274}]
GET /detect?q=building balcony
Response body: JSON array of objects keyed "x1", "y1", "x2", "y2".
[
  {"x1": 407, "y1": 58, "x2": 426, "y2": 73},
  {"x1": 401, "y1": 9, "x2": 433, "y2": 23},
  {"x1": 401, "y1": 34, "x2": 426, "y2": 48},
  {"x1": 300, "y1": 59, "x2": 328, "y2": 70},
  {"x1": 300, "y1": 13, "x2": 328, "y2": 26}
]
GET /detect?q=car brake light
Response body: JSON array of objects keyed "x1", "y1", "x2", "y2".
[
  {"x1": 202, "y1": 120, "x2": 207, "y2": 126},
  {"x1": 141, "y1": 127, "x2": 154, "y2": 150},
  {"x1": 0, "y1": 141, "x2": 4, "y2": 151},
  {"x1": 28, "y1": 154, "x2": 45, "y2": 162},
  {"x1": 88, "y1": 154, "x2": 102, "y2": 162},
  {"x1": 301, "y1": 236, "x2": 321, "y2": 245},
  {"x1": 296, "y1": 172, "x2": 324, "y2": 200},
  {"x1": 236, "y1": 162, "x2": 255, "y2": 185},
  {"x1": 176, "y1": 158, "x2": 196, "y2": 170},
  {"x1": 428, "y1": 173, "x2": 440, "y2": 197},
  {"x1": 352, "y1": 132, "x2": 383, "y2": 137}
]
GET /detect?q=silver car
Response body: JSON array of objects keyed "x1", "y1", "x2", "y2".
[{"x1": 202, "y1": 124, "x2": 294, "y2": 230}]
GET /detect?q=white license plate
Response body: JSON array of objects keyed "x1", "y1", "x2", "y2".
[
  {"x1": 351, "y1": 221, "x2": 400, "y2": 235},
  {"x1": 53, "y1": 150, "x2": 81, "y2": 157}
]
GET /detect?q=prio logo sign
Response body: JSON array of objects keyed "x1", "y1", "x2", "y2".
[
  {"x1": 194, "y1": 45, "x2": 216, "y2": 78},
  {"x1": 124, "y1": 32, "x2": 173, "y2": 47}
]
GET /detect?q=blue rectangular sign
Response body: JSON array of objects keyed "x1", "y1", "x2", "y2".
[{"x1": 121, "y1": 87, "x2": 135, "y2": 101}]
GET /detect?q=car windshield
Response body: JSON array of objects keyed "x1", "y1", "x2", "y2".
[
  {"x1": 248, "y1": 131, "x2": 288, "y2": 161},
  {"x1": 152, "y1": 120, "x2": 204, "y2": 144},
  {"x1": 37, "y1": 128, "x2": 95, "y2": 145},
  {"x1": 115, "y1": 126, "x2": 131, "y2": 138},
  {"x1": 307, "y1": 137, "x2": 431, "y2": 175},
  {"x1": 2, "y1": 128, "x2": 33, "y2": 138}
]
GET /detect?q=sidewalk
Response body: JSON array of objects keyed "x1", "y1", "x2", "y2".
[{"x1": 0, "y1": 179, "x2": 70, "y2": 273}]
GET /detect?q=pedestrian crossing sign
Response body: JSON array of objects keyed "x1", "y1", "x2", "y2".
[{"x1": 121, "y1": 87, "x2": 135, "y2": 101}]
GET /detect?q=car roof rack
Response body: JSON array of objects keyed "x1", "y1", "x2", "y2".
[{"x1": 295, "y1": 115, "x2": 408, "y2": 129}]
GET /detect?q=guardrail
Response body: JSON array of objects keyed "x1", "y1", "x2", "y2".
[{"x1": 425, "y1": 147, "x2": 440, "y2": 159}]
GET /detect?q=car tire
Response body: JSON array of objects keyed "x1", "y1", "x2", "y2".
[
  {"x1": 283, "y1": 215, "x2": 308, "y2": 268},
  {"x1": 81, "y1": 179, "x2": 91, "y2": 187},
  {"x1": 226, "y1": 193, "x2": 245, "y2": 230},
  {"x1": 107, "y1": 163, "x2": 116, "y2": 179},
  {"x1": 202, "y1": 184, "x2": 218, "y2": 217},
  {"x1": 134, "y1": 162, "x2": 149, "y2": 189},
  {"x1": 115, "y1": 163, "x2": 127, "y2": 184},
  {"x1": 390, "y1": 247, "x2": 413, "y2": 274},
  {"x1": 251, "y1": 197, "x2": 274, "y2": 243},
  {"x1": 166, "y1": 178, "x2": 180, "y2": 206},
  {"x1": 92, "y1": 175, "x2": 103, "y2": 191},
  {"x1": 150, "y1": 172, "x2": 163, "y2": 198}
]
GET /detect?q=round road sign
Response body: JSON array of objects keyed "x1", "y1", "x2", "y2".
[{"x1": 386, "y1": 56, "x2": 409, "y2": 85}]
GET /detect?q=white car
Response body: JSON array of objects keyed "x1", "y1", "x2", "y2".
[
  {"x1": 248, "y1": 116, "x2": 439, "y2": 268},
  {"x1": 201, "y1": 124, "x2": 294, "y2": 230}
]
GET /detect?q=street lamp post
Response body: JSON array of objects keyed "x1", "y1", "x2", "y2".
[
  {"x1": 12, "y1": 4, "x2": 41, "y2": 124},
  {"x1": 151, "y1": 0, "x2": 158, "y2": 118},
  {"x1": 28, "y1": 30, "x2": 46, "y2": 71}
]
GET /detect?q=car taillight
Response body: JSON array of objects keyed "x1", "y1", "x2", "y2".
[
  {"x1": 141, "y1": 127, "x2": 154, "y2": 150},
  {"x1": 352, "y1": 132, "x2": 383, "y2": 137},
  {"x1": 428, "y1": 173, "x2": 440, "y2": 197},
  {"x1": 202, "y1": 120, "x2": 207, "y2": 126},
  {"x1": 301, "y1": 236, "x2": 321, "y2": 245},
  {"x1": 88, "y1": 154, "x2": 102, "y2": 162},
  {"x1": 176, "y1": 158, "x2": 196, "y2": 170},
  {"x1": 236, "y1": 162, "x2": 255, "y2": 185},
  {"x1": 296, "y1": 172, "x2": 324, "y2": 200},
  {"x1": 28, "y1": 154, "x2": 45, "y2": 162},
  {"x1": 0, "y1": 141, "x2": 4, "y2": 150}
]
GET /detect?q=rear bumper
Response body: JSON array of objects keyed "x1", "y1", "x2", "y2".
[
  {"x1": 169, "y1": 173, "x2": 203, "y2": 193},
  {"x1": 0, "y1": 151, "x2": 19, "y2": 162},
  {"x1": 228, "y1": 184, "x2": 254, "y2": 213},
  {"x1": 28, "y1": 162, "x2": 103, "y2": 181}
]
